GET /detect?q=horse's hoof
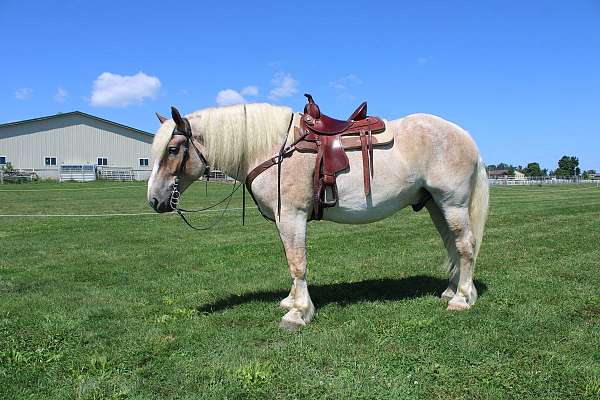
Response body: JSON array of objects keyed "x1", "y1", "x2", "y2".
[
  {"x1": 441, "y1": 287, "x2": 456, "y2": 301},
  {"x1": 279, "y1": 311, "x2": 306, "y2": 331},
  {"x1": 303, "y1": 303, "x2": 315, "y2": 324},
  {"x1": 447, "y1": 295, "x2": 471, "y2": 311},
  {"x1": 279, "y1": 296, "x2": 294, "y2": 310}
]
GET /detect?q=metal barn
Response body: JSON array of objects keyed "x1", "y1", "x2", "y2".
[{"x1": 0, "y1": 111, "x2": 154, "y2": 180}]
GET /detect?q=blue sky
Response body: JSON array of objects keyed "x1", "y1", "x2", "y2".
[{"x1": 1, "y1": 1, "x2": 599, "y2": 170}]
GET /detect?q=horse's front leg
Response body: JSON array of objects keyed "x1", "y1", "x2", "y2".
[{"x1": 276, "y1": 211, "x2": 314, "y2": 330}]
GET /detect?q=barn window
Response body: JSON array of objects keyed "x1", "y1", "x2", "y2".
[
  {"x1": 139, "y1": 158, "x2": 149, "y2": 166},
  {"x1": 97, "y1": 157, "x2": 108, "y2": 166},
  {"x1": 45, "y1": 157, "x2": 57, "y2": 166},
  {"x1": 0, "y1": 156, "x2": 6, "y2": 165}
]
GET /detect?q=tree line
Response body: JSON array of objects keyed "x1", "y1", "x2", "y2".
[{"x1": 487, "y1": 156, "x2": 597, "y2": 178}]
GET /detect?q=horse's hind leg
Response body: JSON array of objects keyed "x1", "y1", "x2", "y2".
[
  {"x1": 425, "y1": 201, "x2": 459, "y2": 300},
  {"x1": 440, "y1": 205, "x2": 478, "y2": 310}
]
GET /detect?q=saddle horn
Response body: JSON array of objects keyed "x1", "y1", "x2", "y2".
[
  {"x1": 155, "y1": 112, "x2": 168, "y2": 124},
  {"x1": 304, "y1": 93, "x2": 320, "y2": 119}
]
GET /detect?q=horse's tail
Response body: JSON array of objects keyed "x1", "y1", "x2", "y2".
[{"x1": 469, "y1": 157, "x2": 489, "y2": 266}]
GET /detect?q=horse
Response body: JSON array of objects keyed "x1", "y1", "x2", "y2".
[{"x1": 147, "y1": 102, "x2": 489, "y2": 330}]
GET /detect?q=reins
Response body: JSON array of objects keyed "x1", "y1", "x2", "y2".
[
  {"x1": 167, "y1": 109, "x2": 298, "y2": 230},
  {"x1": 168, "y1": 115, "x2": 243, "y2": 231},
  {"x1": 173, "y1": 177, "x2": 243, "y2": 231},
  {"x1": 245, "y1": 114, "x2": 308, "y2": 222}
]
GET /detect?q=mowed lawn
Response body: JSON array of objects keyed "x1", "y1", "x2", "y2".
[{"x1": 0, "y1": 181, "x2": 598, "y2": 399}]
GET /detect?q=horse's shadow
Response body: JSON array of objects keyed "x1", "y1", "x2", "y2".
[{"x1": 197, "y1": 275, "x2": 488, "y2": 313}]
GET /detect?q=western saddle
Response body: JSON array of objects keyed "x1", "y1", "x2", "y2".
[{"x1": 295, "y1": 94, "x2": 389, "y2": 220}]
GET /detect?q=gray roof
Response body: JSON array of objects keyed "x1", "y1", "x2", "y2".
[
  {"x1": 487, "y1": 169, "x2": 509, "y2": 176},
  {"x1": 0, "y1": 111, "x2": 153, "y2": 138}
]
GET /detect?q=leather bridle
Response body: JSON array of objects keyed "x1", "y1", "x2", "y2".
[
  {"x1": 168, "y1": 117, "x2": 210, "y2": 211},
  {"x1": 166, "y1": 114, "x2": 244, "y2": 231}
]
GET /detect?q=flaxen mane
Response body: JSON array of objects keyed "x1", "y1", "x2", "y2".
[{"x1": 151, "y1": 103, "x2": 292, "y2": 173}]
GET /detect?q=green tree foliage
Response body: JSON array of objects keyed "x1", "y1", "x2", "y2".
[
  {"x1": 523, "y1": 162, "x2": 545, "y2": 177},
  {"x1": 1, "y1": 162, "x2": 14, "y2": 173},
  {"x1": 555, "y1": 156, "x2": 580, "y2": 177}
]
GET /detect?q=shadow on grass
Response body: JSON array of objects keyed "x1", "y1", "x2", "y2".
[{"x1": 197, "y1": 275, "x2": 487, "y2": 313}]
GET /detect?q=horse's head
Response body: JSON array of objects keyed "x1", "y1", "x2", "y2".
[{"x1": 147, "y1": 107, "x2": 209, "y2": 213}]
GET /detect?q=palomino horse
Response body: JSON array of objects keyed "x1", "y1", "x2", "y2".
[{"x1": 147, "y1": 102, "x2": 489, "y2": 330}]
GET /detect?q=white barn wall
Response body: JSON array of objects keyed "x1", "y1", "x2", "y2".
[{"x1": 0, "y1": 113, "x2": 154, "y2": 179}]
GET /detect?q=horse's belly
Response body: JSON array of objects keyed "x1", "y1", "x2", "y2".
[
  {"x1": 319, "y1": 140, "x2": 419, "y2": 224},
  {"x1": 323, "y1": 200, "x2": 407, "y2": 224},
  {"x1": 322, "y1": 176, "x2": 417, "y2": 224}
]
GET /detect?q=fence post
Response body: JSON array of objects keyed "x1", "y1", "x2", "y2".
[{"x1": 0, "y1": 170, "x2": 3, "y2": 184}]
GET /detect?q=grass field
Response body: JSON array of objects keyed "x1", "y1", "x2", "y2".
[{"x1": 0, "y1": 181, "x2": 598, "y2": 399}]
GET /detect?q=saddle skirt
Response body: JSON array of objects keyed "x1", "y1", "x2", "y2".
[{"x1": 293, "y1": 94, "x2": 393, "y2": 220}]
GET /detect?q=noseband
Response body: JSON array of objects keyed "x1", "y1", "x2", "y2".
[{"x1": 169, "y1": 117, "x2": 210, "y2": 210}]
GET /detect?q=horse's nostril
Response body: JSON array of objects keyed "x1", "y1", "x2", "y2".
[{"x1": 152, "y1": 198, "x2": 159, "y2": 210}]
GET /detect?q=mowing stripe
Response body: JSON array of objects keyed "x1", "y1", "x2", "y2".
[
  {"x1": 0, "y1": 207, "x2": 255, "y2": 218},
  {"x1": 0, "y1": 185, "x2": 145, "y2": 192}
]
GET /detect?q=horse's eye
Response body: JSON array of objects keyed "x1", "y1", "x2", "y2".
[{"x1": 168, "y1": 146, "x2": 179, "y2": 155}]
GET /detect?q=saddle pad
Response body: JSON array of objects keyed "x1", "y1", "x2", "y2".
[{"x1": 291, "y1": 120, "x2": 394, "y2": 153}]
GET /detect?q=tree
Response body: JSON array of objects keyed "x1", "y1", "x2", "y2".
[
  {"x1": 1, "y1": 162, "x2": 14, "y2": 173},
  {"x1": 524, "y1": 162, "x2": 543, "y2": 177},
  {"x1": 582, "y1": 169, "x2": 597, "y2": 179},
  {"x1": 555, "y1": 156, "x2": 579, "y2": 177}
]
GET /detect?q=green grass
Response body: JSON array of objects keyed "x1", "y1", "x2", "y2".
[{"x1": 0, "y1": 181, "x2": 599, "y2": 399}]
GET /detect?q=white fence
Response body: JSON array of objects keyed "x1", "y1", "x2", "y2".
[
  {"x1": 201, "y1": 170, "x2": 236, "y2": 182},
  {"x1": 0, "y1": 169, "x2": 37, "y2": 183},
  {"x1": 97, "y1": 167, "x2": 134, "y2": 181},
  {"x1": 59, "y1": 165, "x2": 96, "y2": 182},
  {"x1": 489, "y1": 176, "x2": 600, "y2": 186}
]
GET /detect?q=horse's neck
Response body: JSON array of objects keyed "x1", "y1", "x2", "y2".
[
  {"x1": 217, "y1": 113, "x2": 298, "y2": 182},
  {"x1": 222, "y1": 144, "x2": 277, "y2": 182}
]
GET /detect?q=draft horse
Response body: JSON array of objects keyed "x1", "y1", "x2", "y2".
[{"x1": 147, "y1": 97, "x2": 489, "y2": 330}]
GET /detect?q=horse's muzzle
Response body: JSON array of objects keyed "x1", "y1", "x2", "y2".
[{"x1": 150, "y1": 197, "x2": 173, "y2": 213}]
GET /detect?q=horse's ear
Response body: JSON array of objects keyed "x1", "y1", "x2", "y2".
[
  {"x1": 171, "y1": 106, "x2": 185, "y2": 130},
  {"x1": 155, "y1": 112, "x2": 167, "y2": 124}
]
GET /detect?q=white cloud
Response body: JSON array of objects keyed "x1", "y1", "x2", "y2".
[
  {"x1": 15, "y1": 88, "x2": 33, "y2": 100},
  {"x1": 216, "y1": 89, "x2": 246, "y2": 106},
  {"x1": 240, "y1": 86, "x2": 259, "y2": 96},
  {"x1": 268, "y1": 72, "x2": 298, "y2": 100},
  {"x1": 54, "y1": 87, "x2": 68, "y2": 103},
  {"x1": 90, "y1": 71, "x2": 160, "y2": 107},
  {"x1": 329, "y1": 74, "x2": 363, "y2": 90},
  {"x1": 267, "y1": 60, "x2": 283, "y2": 68}
]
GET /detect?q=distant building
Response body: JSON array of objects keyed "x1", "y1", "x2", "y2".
[
  {"x1": 514, "y1": 170, "x2": 525, "y2": 180},
  {"x1": 487, "y1": 169, "x2": 509, "y2": 179},
  {"x1": 0, "y1": 111, "x2": 154, "y2": 180}
]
